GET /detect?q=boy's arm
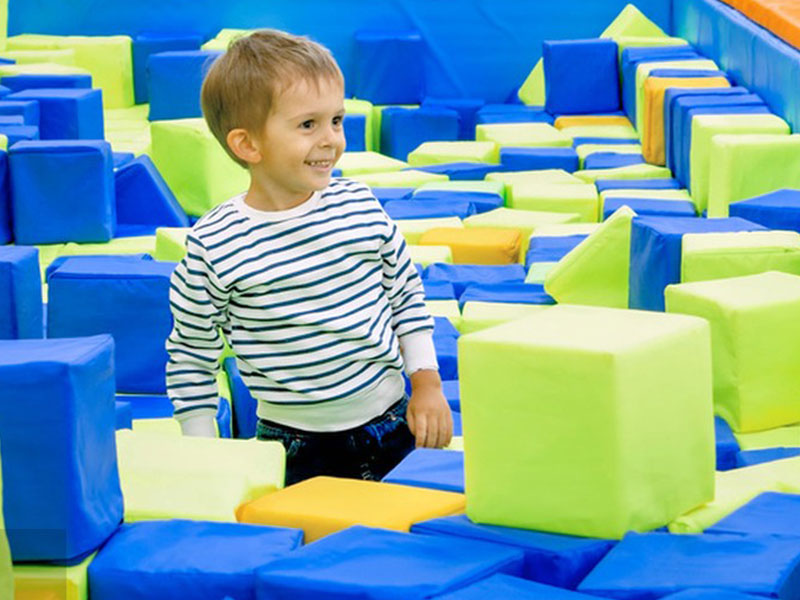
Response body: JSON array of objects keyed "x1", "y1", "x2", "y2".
[{"x1": 166, "y1": 233, "x2": 229, "y2": 437}]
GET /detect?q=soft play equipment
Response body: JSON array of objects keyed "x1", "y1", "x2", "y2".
[
  {"x1": 508, "y1": 182, "x2": 599, "y2": 222},
  {"x1": 132, "y1": 33, "x2": 203, "y2": 104},
  {"x1": 0, "y1": 246, "x2": 42, "y2": 339},
  {"x1": 380, "y1": 106, "x2": 459, "y2": 160},
  {"x1": 435, "y1": 575, "x2": 615, "y2": 600},
  {"x1": 382, "y1": 448, "x2": 465, "y2": 493},
  {"x1": 413, "y1": 161, "x2": 503, "y2": 181},
  {"x1": 418, "y1": 227, "x2": 522, "y2": 264},
  {"x1": 457, "y1": 283, "x2": 555, "y2": 310},
  {"x1": 0, "y1": 98, "x2": 39, "y2": 125},
  {"x1": 115, "y1": 155, "x2": 190, "y2": 228},
  {"x1": 424, "y1": 263, "x2": 527, "y2": 297},
  {"x1": 12, "y1": 553, "x2": 93, "y2": 600},
  {"x1": 7, "y1": 88, "x2": 103, "y2": 139},
  {"x1": 729, "y1": 189, "x2": 800, "y2": 233},
  {"x1": 706, "y1": 492, "x2": 800, "y2": 537},
  {"x1": 336, "y1": 150, "x2": 408, "y2": 174},
  {"x1": 526, "y1": 234, "x2": 589, "y2": 268},
  {"x1": 353, "y1": 30, "x2": 424, "y2": 104},
  {"x1": 0, "y1": 71, "x2": 92, "y2": 92},
  {"x1": 147, "y1": 50, "x2": 221, "y2": 121},
  {"x1": 422, "y1": 97, "x2": 484, "y2": 140},
  {"x1": 476, "y1": 123, "x2": 572, "y2": 149},
  {"x1": 500, "y1": 147, "x2": 579, "y2": 172},
  {"x1": 406, "y1": 141, "x2": 499, "y2": 166}
]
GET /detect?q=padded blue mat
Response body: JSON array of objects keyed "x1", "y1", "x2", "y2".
[
  {"x1": 706, "y1": 492, "x2": 800, "y2": 537},
  {"x1": 382, "y1": 448, "x2": 464, "y2": 493}
]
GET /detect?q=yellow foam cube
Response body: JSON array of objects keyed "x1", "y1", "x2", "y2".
[{"x1": 419, "y1": 227, "x2": 522, "y2": 264}]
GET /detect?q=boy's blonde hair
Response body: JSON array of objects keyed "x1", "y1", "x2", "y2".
[{"x1": 201, "y1": 29, "x2": 344, "y2": 168}]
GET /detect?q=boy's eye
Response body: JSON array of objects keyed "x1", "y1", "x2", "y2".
[
  {"x1": 300, "y1": 120, "x2": 314, "y2": 129},
  {"x1": 332, "y1": 116, "x2": 343, "y2": 126}
]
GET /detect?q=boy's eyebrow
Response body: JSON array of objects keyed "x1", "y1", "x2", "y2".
[{"x1": 290, "y1": 107, "x2": 346, "y2": 121}]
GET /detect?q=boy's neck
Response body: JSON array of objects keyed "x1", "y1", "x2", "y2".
[{"x1": 244, "y1": 179, "x2": 314, "y2": 213}]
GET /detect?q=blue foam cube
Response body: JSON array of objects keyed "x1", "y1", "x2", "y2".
[
  {"x1": 0, "y1": 123, "x2": 39, "y2": 144},
  {"x1": 48, "y1": 257, "x2": 175, "y2": 394},
  {"x1": 412, "y1": 162, "x2": 504, "y2": 180},
  {"x1": 424, "y1": 280, "x2": 457, "y2": 301},
  {"x1": 433, "y1": 316, "x2": 459, "y2": 338},
  {"x1": 0, "y1": 246, "x2": 42, "y2": 339},
  {"x1": 371, "y1": 187, "x2": 414, "y2": 205},
  {"x1": 434, "y1": 335, "x2": 458, "y2": 380},
  {"x1": 343, "y1": 113, "x2": 367, "y2": 152},
  {"x1": 380, "y1": 106, "x2": 459, "y2": 161},
  {"x1": 45, "y1": 254, "x2": 152, "y2": 284},
  {"x1": 147, "y1": 50, "x2": 222, "y2": 121},
  {"x1": 223, "y1": 357, "x2": 258, "y2": 440},
  {"x1": 525, "y1": 234, "x2": 587, "y2": 269},
  {"x1": 424, "y1": 263, "x2": 526, "y2": 297},
  {"x1": 715, "y1": 416, "x2": 739, "y2": 471},
  {"x1": 442, "y1": 379, "x2": 460, "y2": 412},
  {"x1": 729, "y1": 190, "x2": 800, "y2": 233},
  {"x1": 112, "y1": 151, "x2": 135, "y2": 169},
  {"x1": 476, "y1": 104, "x2": 554, "y2": 125},
  {"x1": 383, "y1": 448, "x2": 464, "y2": 493},
  {"x1": 423, "y1": 97, "x2": 485, "y2": 139},
  {"x1": 602, "y1": 198, "x2": 697, "y2": 220},
  {"x1": 89, "y1": 520, "x2": 302, "y2": 600},
  {"x1": 353, "y1": 30, "x2": 424, "y2": 104},
  {"x1": 385, "y1": 198, "x2": 475, "y2": 220},
  {"x1": 115, "y1": 400, "x2": 133, "y2": 430},
  {"x1": 412, "y1": 189, "x2": 504, "y2": 214},
  {"x1": 706, "y1": 493, "x2": 800, "y2": 537},
  {"x1": 458, "y1": 283, "x2": 555, "y2": 310},
  {"x1": 544, "y1": 39, "x2": 621, "y2": 115},
  {"x1": 115, "y1": 155, "x2": 189, "y2": 227},
  {"x1": 115, "y1": 393, "x2": 232, "y2": 438},
  {"x1": 0, "y1": 73, "x2": 92, "y2": 93},
  {"x1": 584, "y1": 153, "x2": 645, "y2": 170},
  {"x1": 595, "y1": 178, "x2": 682, "y2": 192},
  {"x1": 10, "y1": 140, "x2": 115, "y2": 244},
  {"x1": 7, "y1": 88, "x2": 103, "y2": 139},
  {"x1": 436, "y1": 574, "x2": 611, "y2": 600},
  {"x1": 501, "y1": 147, "x2": 579, "y2": 172},
  {"x1": 0, "y1": 150, "x2": 9, "y2": 244},
  {"x1": 736, "y1": 448, "x2": 800, "y2": 468},
  {"x1": 0, "y1": 335, "x2": 122, "y2": 562},
  {"x1": 0, "y1": 100, "x2": 38, "y2": 126},
  {"x1": 133, "y1": 33, "x2": 203, "y2": 104}
]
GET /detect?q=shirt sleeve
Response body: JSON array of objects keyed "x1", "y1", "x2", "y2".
[{"x1": 166, "y1": 232, "x2": 229, "y2": 427}]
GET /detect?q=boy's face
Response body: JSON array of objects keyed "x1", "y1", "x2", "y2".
[{"x1": 251, "y1": 75, "x2": 346, "y2": 202}]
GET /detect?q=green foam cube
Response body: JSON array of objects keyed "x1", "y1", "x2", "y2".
[
  {"x1": 600, "y1": 3, "x2": 669, "y2": 39},
  {"x1": 154, "y1": 227, "x2": 190, "y2": 262},
  {"x1": 395, "y1": 217, "x2": 463, "y2": 245},
  {"x1": 708, "y1": 134, "x2": 800, "y2": 217},
  {"x1": 508, "y1": 183, "x2": 599, "y2": 222},
  {"x1": 351, "y1": 169, "x2": 448, "y2": 188},
  {"x1": 150, "y1": 118, "x2": 249, "y2": 217},
  {"x1": 487, "y1": 169, "x2": 584, "y2": 202},
  {"x1": 426, "y1": 300, "x2": 461, "y2": 329},
  {"x1": 460, "y1": 304, "x2": 714, "y2": 539},
  {"x1": 525, "y1": 262, "x2": 559, "y2": 284},
  {"x1": 335, "y1": 151, "x2": 408, "y2": 175},
  {"x1": 201, "y1": 28, "x2": 253, "y2": 51},
  {"x1": 408, "y1": 245, "x2": 453, "y2": 266},
  {"x1": 690, "y1": 115, "x2": 790, "y2": 213},
  {"x1": 13, "y1": 552, "x2": 93, "y2": 600},
  {"x1": 476, "y1": 123, "x2": 572, "y2": 148},
  {"x1": 62, "y1": 236, "x2": 157, "y2": 257},
  {"x1": 343, "y1": 98, "x2": 375, "y2": 151},
  {"x1": 0, "y1": 48, "x2": 76, "y2": 65},
  {"x1": 416, "y1": 180, "x2": 504, "y2": 198},
  {"x1": 459, "y1": 301, "x2": 548, "y2": 334},
  {"x1": 558, "y1": 124, "x2": 638, "y2": 140},
  {"x1": 735, "y1": 424, "x2": 800, "y2": 451},
  {"x1": 613, "y1": 36, "x2": 689, "y2": 58},
  {"x1": 601, "y1": 188, "x2": 692, "y2": 201},
  {"x1": 530, "y1": 223, "x2": 601, "y2": 237},
  {"x1": 574, "y1": 163, "x2": 672, "y2": 183},
  {"x1": 517, "y1": 59, "x2": 545, "y2": 106},
  {"x1": 407, "y1": 141, "x2": 499, "y2": 166},
  {"x1": 666, "y1": 271, "x2": 800, "y2": 433},
  {"x1": 0, "y1": 61, "x2": 89, "y2": 77}
]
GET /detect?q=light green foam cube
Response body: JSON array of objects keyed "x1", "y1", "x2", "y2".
[
  {"x1": 350, "y1": 169, "x2": 448, "y2": 188},
  {"x1": 690, "y1": 115, "x2": 790, "y2": 214},
  {"x1": 666, "y1": 271, "x2": 800, "y2": 433},
  {"x1": 0, "y1": 48, "x2": 76, "y2": 65},
  {"x1": 395, "y1": 217, "x2": 463, "y2": 245},
  {"x1": 155, "y1": 227, "x2": 190, "y2": 262},
  {"x1": 530, "y1": 223, "x2": 602, "y2": 238},
  {"x1": 371, "y1": 104, "x2": 418, "y2": 151},
  {"x1": 735, "y1": 424, "x2": 800, "y2": 451},
  {"x1": 0, "y1": 134, "x2": 6, "y2": 151},
  {"x1": 336, "y1": 151, "x2": 408, "y2": 175},
  {"x1": 408, "y1": 141, "x2": 499, "y2": 166},
  {"x1": 150, "y1": 118, "x2": 249, "y2": 217},
  {"x1": 600, "y1": 4, "x2": 669, "y2": 39},
  {"x1": 408, "y1": 245, "x2": 453, "y2": 266},
  {"x1": 344, "y1": 98, "x2": 375, "y2": 151},
  {"x1": 459, "y1": 304, "x2": 714, "y2": 539},
  {"x1": 601, "y1": 188, "x2": 692, "y2": 201},
  {"x1": 201, "y1": 28, "x2": 253, "y2": 50},
  {"x1": 476, "y1": 123, "x2": 572, "y2": 148},
  {"x1": 62, "y1": 236, "x2": 157, "y2": 257},
  {"x1": 574, "y1": 163, "x2": 672, "y2": 183},
  {"x1": 116, "y1": 429, "x2": 285, "y2": 522},
  {"x1": 558, "y1": 124, "x2": 638, "y2": 140},
  {"x1": 509, "y1": 183, "x2": 599, "y2": 222},
  {"x1": 708, "y1": 134, "x2": 800, "y2": 217},
  {"x1": 681, "y1": 231, "x2": 800, "y2": 283},
  {"x1": 459, "y1": 301, "x2": 548, "y2": 334},
  {"x1": 613, "y1": 36, "x2": 689, "y2": 59},
  {"x1": 0, "y1": 61, "x2": 89, "y2": 77},
  {"x1": 525, "y1": 261, "x2": 559, "y2": 284},
  {"x1": 13, "y1": 552, "x2": 94, "y2": 600},
  {"x1": 544, "y1": 206, "x2": 636, "y2": 308},
  {"x1": 517, "y1": 58, "x2": 545, "y2": 106},
  {"x1": 416, "y1": 180, "x2": 505, "y2": 198},
  {"x1": 426, "y1": 300, "x2": 462, "y2": 329},
  {"x1": 487, "y1": 169, "x2": 584, "y2": 201}
]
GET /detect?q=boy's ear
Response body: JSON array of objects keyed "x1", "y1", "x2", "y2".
[{"x1": 226, "y1": 128, "x2": 262, "y2": 165}]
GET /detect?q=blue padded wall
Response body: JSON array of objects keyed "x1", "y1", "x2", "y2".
[{"x1": 147, "y1": 50, "x2": 222, "y2": 121}]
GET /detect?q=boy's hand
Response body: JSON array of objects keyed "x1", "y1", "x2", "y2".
[{"x1": 406, "y1": 369, "x2": 453, "y2": 448}]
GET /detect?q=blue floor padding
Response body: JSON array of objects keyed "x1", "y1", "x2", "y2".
[
  {"x1": 380, "y1": 106, "x2": 459, "y2": 161},
  {"x1": 715, "y1": 416, "x2": 740, "y2": 472},
  {"x1": 413, "y1": 162, "x2": 504, "y2": 181},
  {"x1": 500, "y1": 148, "x2": 579, "y2": 172},
  {"x1": 132, "y1": 32, "x2": 203, "y2": 104},
  {"x1": 628, "y1": 216, "x2": 766, "y2": 311},
  {"x1": 115, "y1": 394, "x2": 232, "y2": 438},
  {"x1": 434, "y1": 335, "x2": 458, "y2": 380},
  {"x1": 254, "y1": 525, "x2": 525, "y2": 599},
  {"x1": 584, "y1": 153, "x2": 645, "y2": 170},
  {"x1": 595, "y1": 178, "x2": 682, "y2": 192},
  {"x1": 433, "y1": 316, "x2": 459, "y2": 338},
  {"x1": 424, "y1": 264, "x2": 526, "y2": 297},
  {"x1": 544, "y1": 38, "x2": 620, "y2": 115},
  {"x1": 729, "y1": 190, "x2": 800, "y2": 233},
  {"x1": 371, "y1": 187, "x2": 414, "y2": 205},
  {"x1": 47, "y1": 257, "x2": 176, "y2": 394},
  {"x1": 423, "y1": 97, "x2": 485, "y2": 140},
  {"x1": 115, "y1": 400, "x2": 133, "y2": 430},
  {"x1": 343, "y1": 113, "x2": 366, "y2": 151},
  {"x1": 0, "y1": 335, "x2": 122, "y2": 563},
  {"x1": 458, "y1": 283, "x2": 556, "y2": 310},
  {"x1": 411, "y1": 189, "x2": 504, "y2": 213},
  {"x1": 578, "y1": 531, "x2": 800, "y2": 600},
  {"x1": 115, "y1": 155, "x2": 190, "y2": 227},
  {"x1": 88, "y1": 520, "x2": 303, "y2": 600},
  {"x1": 147, "y1": 50, "x2": 222, "y2": 121},
  {"x1": 10, "y1": 140, "x2": 115, "y2": 244},
  {"x1": 736, "y1": 448, "x2": 800, "y2": 468},
  {"x1": 0, "y1": 73, "x2": 92, "y2": 93},
  {"x1": 475, "y1": 104, "x2": 554, "y2": 125},
  {"x1": 442, "y1": 379, "x2": 460, "y2": 412},
  {"x1": 382, "y1": 448, "x2": 464, "y2": 493},
  {"x1": 603, "y1": 198, "x2": 696, "y2": 220},
  {"x1": 223, "y1": 357, "x2": 258, "y2": 440},
  {"x1": 0, "y1": 246, "x2": 43, "y2": 339},
  {"x1": 412, "y1": 515, "x2": 615, "y2": 589},
  {"x1": 0, "y1": 100, "x2": 40, "y2": 126},
  {"x1": 525, "y1": 234, "x2": 588, "y2": 268},
  {"x1": 385, "y1": 198, "x2": 475, "y2": 220},
  {"x1": 353, "y1": 30, "x2": 424, "y2": 104},
  {"x1": 7, "y1": 88, "x2": 103, "y2": 140},
  {"x1": 706, "y1": 493, "x2": 800, "y2": 537},
  {"x1": 424, "y1": 280, "x2": 457, "y2": 301},
  {"x1": 436, "y1": 575, "x2": 612, "y2": 600}
]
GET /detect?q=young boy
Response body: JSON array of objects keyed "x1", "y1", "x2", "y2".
[{"x1": 166, "y1": 29, "x2": 452, "y2": 485}]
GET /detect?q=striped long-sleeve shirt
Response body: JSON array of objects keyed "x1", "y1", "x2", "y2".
[{"x1": 166, "y1": 178, "x2": 436, "y2": 432}]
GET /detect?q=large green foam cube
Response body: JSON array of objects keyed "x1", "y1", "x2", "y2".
[
  {"x1": 335, "y1": 151, "x2": 408, "y2": 175},
  {"x1": 0, "y1": 48, "x2": 76, "y2": 65},
  {"x1": 459, "y1": 301, "x2": 548, "y2": 334},
  {"x1": 396, "y1": 217, "x2": 463, "y2": 245},
  {"x1": 735, "y1": 424, "x2": 800, "y2": 451},
  {"x1": 476, "y1": 123, "x2": 572, "y2": 148},
  {"x1": 708, "y1": 134, "x2": 800, "y2": 217},
  {"x1": 150, "y1": 118, "x2": 249, "y2": 217},
  {"x1": 459, "y1": 304, "x2": 714, "y2": 539},
  {"x1": 351, "y1": 169, "x2": 448, "y2": 188},
  {"x1": 508, "y1": 183, "x2": 599, "y2": 222},
  {"x1": 0, "y1": 61, "x2": 89, "y2": 77},
  {"x1": 486, "y1": 169, "x2": 583, "y2": 201},
  {"x1": 666, "y1": 271, "x2": 800, "y2": 433},
  {"x1": 600, "y1": 4, "x2": 669, "y2": 39},
  {"x1": 408, "y1": 141, "x2": 499, "y2": 166},
  {"x1": 681, "y1": 231, "x2": 800, "y2": 283},
  {"x1": 416, "y1": 180, "x2": 504, "y2": 198},
  {"x1": 408, "y1": 245, "x2": 453, "y2": 266},
  {"x1": 13, "y1": 552, "x2": 93, "y2": 600},
  {"x1": 544, "y1": 206, "x2": 635, "y2": 308},
  {"x1": 343, "y1": 98, "x2": 375, "y2": 151},
  {"x1": 517, "y1": 59, "x2": 545, "y2": 106},
  {"x1": 426, "y1": 300, "x2": 462, "y2": 329},
  {"x1": 689, "y1": 114, "x2": 790, "y2": 214},
  {"x1": 154, "y1": 227, "x2": 190, "y2": 262},
  {"x1": 574, "y1": 163, "x2": 672, "y2": 183}
]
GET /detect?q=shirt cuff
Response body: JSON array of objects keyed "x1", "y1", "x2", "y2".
[
  {"x1": 399, "y1": 330, "x2": 439, "y2": 376},
  {"x1": 177, "y1": 412, "x2": 218, "y2": 437}
]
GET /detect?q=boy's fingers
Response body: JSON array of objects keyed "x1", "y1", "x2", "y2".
[
  {"x1": 406, "y1": 407, "x2": 416, "y2": 436},
  {"x1": 415, "y1": 414, "x2": 429, "y2": 448},
  {"x1": 439, "y1": 415, "x2": 453, "y2": 448}
]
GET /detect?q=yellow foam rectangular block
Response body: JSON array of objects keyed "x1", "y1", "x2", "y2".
[
  {"x1": 642, "y1": 76, "x2": 730, "y2": 165},
  {"x1": 13, "y1": 554, "x2": 94, "y2": 600},
  {"x1": 350, "y1": 169, "x2": 448, "y2": 188},
  {"x1": 460, "y1": 304, "x2": 715, "y2": 539},
  {"x1": 116, "y1": 430, "x2": 285, "y2": 522},
  {"x1": 735, "y1": 423, "x2": 800, "y2": 451},
  {"x1": 408, "y1": 245, "x2": 453, "y2": 266},
  {"x1": 154, "y1": 227, "x2": 190, "y2": 262},
  {"x1": 419, "y1": 227, "x2": 522, "y2": 265},
  {"x1": 476, "y1": 123, "x2": 572, "y2": 148},
  {"x1": 666, "y1": 272, "x2": 800, "y2": 433},
  {"x1": 407, "y1": 141, "x2": 499, "y2": 166},
  {"x1": 459, "y1": 301, "x2": 549, "y2": 334},
  {"x1": 508, "y1": 183, "x2": 599, "y2": 222},
  {"x1": 395, "y1": 217, "x2": 463, "y2": 245},
  {"x1": 426, "y1": 300, "x2": 462, "y2": 329},
  {"x1": 555, "y1": 115, "x2": 633, "y2": 130},
  {"x1": 335, "y1": 151, "x2": 408, "y2": 175},
  {"x1": 486, "y1": 169, "x2": 584, "y2": 201},
  {"x1": 343, "y1": 98, "x2": 375, "y2": 151},
  {"x1": 574, "y1": 163, "x2": 673, "y2": 183},
  {"x1": 236, "y1": 476, "x2": 465, "y2": 543}
]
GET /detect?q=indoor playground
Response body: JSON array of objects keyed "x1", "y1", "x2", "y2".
[{"x1": 4, "y1": 0, "x2": 800, "y2": 597}]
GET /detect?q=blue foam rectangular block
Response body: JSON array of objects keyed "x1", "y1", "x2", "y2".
[
  {"x1": 115, "y1": 224, "x2": 159, "y2": 238},
  {"x1": 147, "y1": 50, "x2": 222, "y2": 121},
  {"x1": 48, "y1": 257, "x2": 176, "y2": 394},
  {"x1": 434, "y1": 335, "x2": 458, "y2": 380},
  {"x1": 45, "y1": 254, "x2": 152, "y2": 284},
  {"x1": 0, "y1": 335, "x2": 122, "y2": 562},
  {"x1": 133, "y1": 33, "x2": 203, "y2": 104},
  {"x1": 578, "y1": 531, "x2": 800, "y2": 600},
  {"x1": 544, "y1": 39, "x2": 620, "y2": 115},
  {"x1": 382, "y1": 448, "x2": 464, "y2": 493},
  {"x1": 736, "y1": 448, "x2": 800, "y2": 468},
  {"x1": 423, "y1": 97, "x2": 485, "y2": 139},
  {"x1": 117, "y1": 393, "x2": 232, "y2": 438},
  {"x1": 0, "y1": 115, "x2": 24, "y2": 126},
  {"x1": 115, "y1": 155, "x2": 189, "y2": 226},
  {"x1": 706, "y1": 492, "x2": 800, "y2": 537},
  {"x1": 0, "y1": 85, "x2": 9, "y2": 97},
  {"x1": 595, "y1": 178, "x2": 682, "y2": 192},
  {"x1": 89, "y1": 520, "x2": 302, "y2": 600},
  {"x1": 424, "y1": 280, "x2": 457, "y2": 301},
  {"x1": 573, "y1": 137, "x2": 640, "y2": 147},
  {"x1": 525, "y1": 234, "x2": 588, "y2": 269},
  {"x1": 458, "y1": 283, "x2": 555, "y2": 310},
  {"x1": 7, "y1": 88, "x2": 103, "y2": 140},
  {"x1": 649, "y1": 68, "x2": 729, "y2": 80},
  {"x1": 343, "y1": 113, "x2": 366, "y2": 152},
  {"x1": 0, "y1": 123, "x2": 39, "y2": 144},
  {"x1": 115, "y1": 400, "x2": 133, "y2": 430},
  {"x1": 385, "y1": 198, "x2": 475, "y2": 220},
  {"x1": 10, "y1": 140, "x2": 115, "y2": 244},
  {"x1": 380, "y1": 106, "x2": 459, "y2": 160},
  {"x1": 729, "y1": 190, "x2": 800, "y2": 233},
  {"x1": 603, "y1": 198, "x2": 697, "y2": 220},
  {"x1": 254, "y1": 525, "x2": 525, "y2": 599},
  {"x1": 412, "y1": 515, "x2": 615, "y2": 589},
  {"x1": 500, "y1": 147, "x2": 579, "y2": 172},
  {"x1": 412, "y1": 189, "x2": 504, "y2": 214},
  {"x1": 424, "y1": 263, "x2": 526, "y2": 297},
  {"x1": 714, "y1": 416, "x2": 740, "y2": 471},
  {"x1": 0, "y1": 73, "x2": 92, "y2": 93},
  {"x1": 0, "y1": 100, "x2": 38, "y2": 126},
  {"x1": 223, "y1": 357, "x2": 258, "y2": 440},
  {"x1": 629, "y1": 216, "x2": 767, "y2": 311},
  {"x1": 370, "y1": 187, "x2": 414, "y2": 205},
  {"x1": 476, "y1": 104, "x2": 554, "y2": 125},
  {"x1": 112, "y1": 151, "x2": 135, "y2": 169},
  {"x1": 412, "y1": 162, "x2": 504, "y2": 180},
  {"x1": 584, "y1": 153, "x2": 645, "y2": 170},
  {"x1": 433, "y1": 316, "x2": 459, "y2": 339},
  {"x1": 442, "y1": 379, "x2": 460, "y2": 412},
  {"x1": 0, "y1": 150, "x2": 9, "y2": 244},
  {"x1": 436, "y1": 574, "x2": 610, "y2": 600},
  {"x1": 0, "y1": 246, "x2": 43, "y2": 339},
  {"x1": 353, "y1": 30, "x2": 424, "y2": 104}
]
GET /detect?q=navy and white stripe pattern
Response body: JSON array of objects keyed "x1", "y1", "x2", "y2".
[{"x1": 167, "y1": 178, "x2": 433, "y2": 421}]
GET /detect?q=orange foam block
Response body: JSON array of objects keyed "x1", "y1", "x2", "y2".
[{"x1": 419, "y1": 227, "x2": 521, "y2": 264}]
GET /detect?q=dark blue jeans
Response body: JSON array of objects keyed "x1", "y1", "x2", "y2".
[{"x1": 256, "y1": 397, "x2": 416, "y2": 487}]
